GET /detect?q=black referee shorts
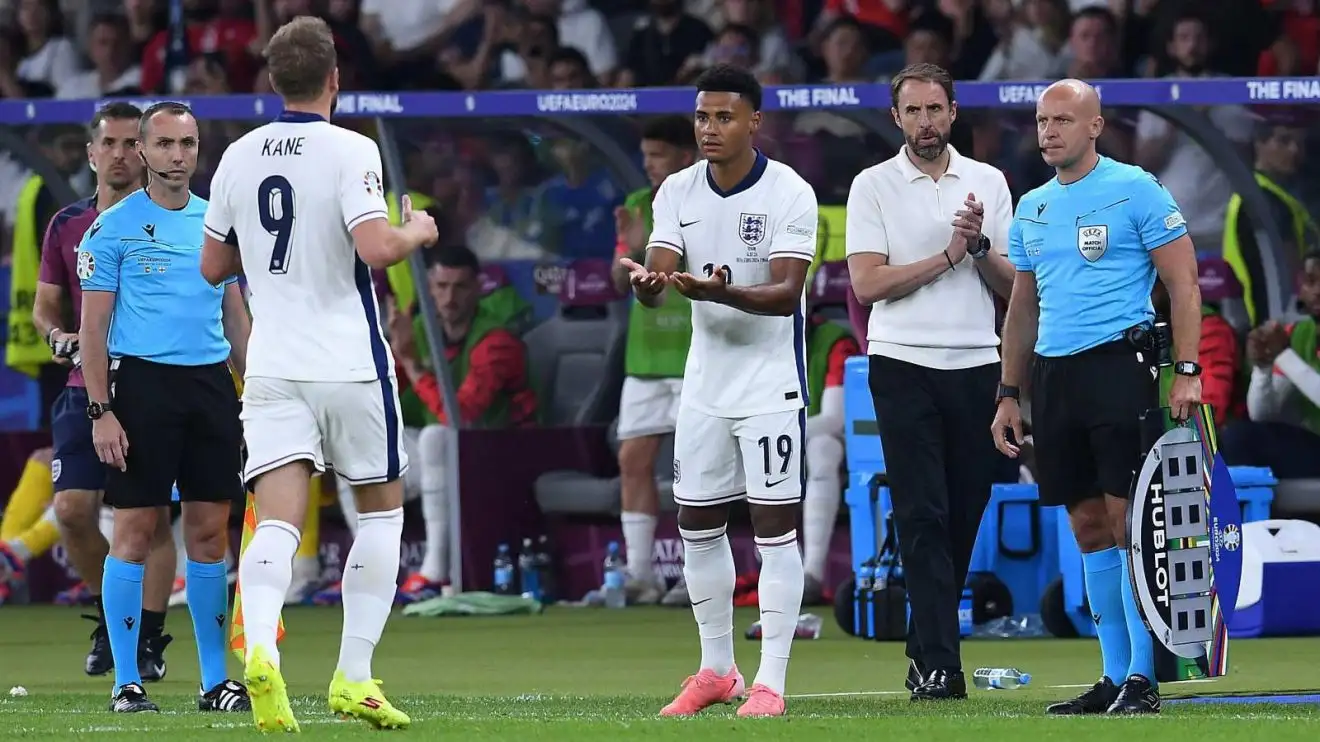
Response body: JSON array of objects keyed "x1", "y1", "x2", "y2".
[
  {"x1": 1030, "y1": 340, "x2": 1158, "y2": 509},
  {"x1": 104, "y1": 356, "x2": 243, "y2": 509}
]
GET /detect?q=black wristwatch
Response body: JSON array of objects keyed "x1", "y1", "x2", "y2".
[
  {"x1": 995, "y1": 383, "x2": 1020, "y2": 403},
  {"x1": 86, "y1": 400, "x2": 113, "y2": 420},
  {"x1": 1173, "y1": 361, "x2": 1202, "y2": 377},
  {"x1": 969, "y1": 234, "x2": 991, "y2": 259}
]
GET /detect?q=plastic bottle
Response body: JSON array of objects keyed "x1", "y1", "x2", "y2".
[
  {"x1": 492, "y1": 543, "x2": 515, "y2": 595},
  {"x1": 518, "y1": 537, "x2": 540, "y2": 601},
  {"x1": 602, "y1": 541, "x2": 626, "y2": 609},
  {"x1": 972, "y1": 667, "x2": 1032, "y2": 690},
  {"x1": 534, "y1": 535, "x2": 556, "y2": 603}
]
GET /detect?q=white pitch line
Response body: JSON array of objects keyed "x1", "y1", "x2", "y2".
[{"x1": 787, "y1": 677, "x2": 1221, "y2": 698}]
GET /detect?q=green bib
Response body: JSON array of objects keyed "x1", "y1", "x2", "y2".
[
  {"x1": 622, "y1": 187, "x2": 691, "y2": 378},
  {"x1": 1287, "y1": 316, "x2": 1320, "y2": 436},
  {"x1": 806, "y1": 321, "x2": 850, "y2": 416}
]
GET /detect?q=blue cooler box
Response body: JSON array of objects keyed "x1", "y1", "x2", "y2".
[{"x1": 1229, "y1": 519, "x2": 1320, "y2": 638}]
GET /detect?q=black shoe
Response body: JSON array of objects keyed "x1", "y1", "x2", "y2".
[
  {"x1": 199, "y1": 679, "x2": 252, "y2": 712},
  {"x1": 83, "y1": 614, "x2": 113, "y2": 677},
  {"x1": 1046, "y1": 677, "x2": 1120, "y2": 715},
  {"x1": 904, "y1": 660, "x2": 926, "y2": 692},
  {"x1": 1108, "y1": 674, "x2": 1161, "y2": 715},
  {"x1": 109, "y1": 682, "x2": 159, "y2": 713},
  {"x1": 910, "y1": 669, "x2": 967, "y2": 701},
  {"x1": 138, "y1": 633, "x2": 172, "y2": 682}
]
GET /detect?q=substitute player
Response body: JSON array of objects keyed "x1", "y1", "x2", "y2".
[
  {"x1": 199, "y1": 16, "x2": 437, "y2": 732},
  {"x1": 36, "y1": 102, "x2": 181, "y2": 681},
  {"x1": 992, "y1": 80, "x2": 1203, "y2": 716},
  {"x1": 620, "y1": 65, "x2": 817, "y2": 719},
  {"x1": 79, "y1": 102, "x2": 252, "y2": 714}
]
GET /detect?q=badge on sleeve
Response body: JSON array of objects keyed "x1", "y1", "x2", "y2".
[
  {"x1": 363, "y1": 171, "x2": 383, "y2": 198},
  {"x1": 76, "y1": 250, "x2": 95, "y2": 280},
  {"x1": 1077, "y1": 225, "x2": 1108, "y2": 262}
]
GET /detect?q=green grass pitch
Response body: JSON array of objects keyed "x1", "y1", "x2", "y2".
[{"x1": 1, "y1": 605, "x2": 1317, "y2": 740}]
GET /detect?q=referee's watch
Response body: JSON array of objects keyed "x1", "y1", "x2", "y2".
[
  {"x1": 969, "y1": 234, "x2": 991, "y2": 259},
  {"x1": 86, "y1": 400, "x2": 112, "y2": 420},
  {"x1": 995, "y1": 384, "x2": 1020, "y2": 404},
  {"x1": 1173, "y1": 361, "x2": 1202, "y2": 377}
]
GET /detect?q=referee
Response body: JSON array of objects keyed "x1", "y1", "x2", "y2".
[
  {"x1": 78, "y1": 102, "x2": 252, "y2": 714},
  {"x1": 845, "y1": 63, "x2": 1016, "y2": 701},
  {"x1": 992, "y1": 80, "x2": 1202, "y2": 716}
]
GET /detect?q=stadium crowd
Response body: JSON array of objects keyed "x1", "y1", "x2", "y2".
[{"x1": 0, "y1": 0, "x2": 1317, "y2": 626}]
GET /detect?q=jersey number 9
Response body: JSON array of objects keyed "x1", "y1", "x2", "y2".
[
  {"x1": 702, "y1": 263, "x2": 733, "y2": 284},
  {"x1": 258, "y1": 175, "x2": 296, "y2": 274}
]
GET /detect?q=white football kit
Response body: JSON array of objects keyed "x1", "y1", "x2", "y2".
[
  {"x1": 648, "y1": 153, "x2": 818, "y2": 506},
  {"x1": 203, "y1": 112, "x2": 408, "y2": 486}
]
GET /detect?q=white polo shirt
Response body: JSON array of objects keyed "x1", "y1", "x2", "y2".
[{"x1": 845, "y1": 145, "x2": 1013, "y2": 370}]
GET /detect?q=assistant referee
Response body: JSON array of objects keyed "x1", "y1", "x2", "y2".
[
  {"x1": 78, "y1": 102, "x2": 252, "y2": 714},
  {"x1": 992, "y1": 80, "x2": 1203, "y2": 716}
]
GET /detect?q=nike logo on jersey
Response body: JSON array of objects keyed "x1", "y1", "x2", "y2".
[
  {"x1": 765, "y1": 477, "x2": 789, "y2": 488},
  {"x1": 679, "y1": 219, "x2": 701, "y2": 228}
]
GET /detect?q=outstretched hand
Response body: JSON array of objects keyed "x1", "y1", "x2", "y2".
[
  {"x1": 619, "y1": 257, "x2": 667, "y2": 296},
  {"x1": 670, "y1": 268, "x2": 728, "y2": 301}
]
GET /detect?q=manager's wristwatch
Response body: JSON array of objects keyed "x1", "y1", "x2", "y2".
[
  {"x1": 969, "y1": 234, "x2": 991, "y2": 259},
  {"x1": 1173, "y1": 361, "x2": 1202, "y2": 377},
  {"x1": 86, "y1": 400, "x2": 112, "y2": 420},
  {"x1": 995, "y1": 384, "x2": 1020, "y2": 403}
]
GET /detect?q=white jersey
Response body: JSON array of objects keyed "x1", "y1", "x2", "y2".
[
  {"x1": 648, "y1": 154, "x2": 818, "y2": 419},
  {"x1": 203, "y1": 115, "x2": 393, "y2": 383}
]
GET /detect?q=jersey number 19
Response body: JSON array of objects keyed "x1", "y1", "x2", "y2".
[{"x1": 258, "y1": 174, "x2": 296, "y2": 275}]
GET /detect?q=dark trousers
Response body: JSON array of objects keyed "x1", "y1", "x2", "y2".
[
  {"x1": 1220, "y1": 420, "x2": 1320, "y2": 479},
  {"x1": 869, "y1": 355, "x2": 1003, "y2": 673}
]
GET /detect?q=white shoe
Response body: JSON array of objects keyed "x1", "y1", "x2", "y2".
[
  {"x1": 660, "y1": 579, "x2": 689, "y2": 607},
  {"x1": 284, "y1": 557, "x2": 319, "y2": 604},
  {"x1": 167, "y1": 577, "x2": 188, "y2": 607}
]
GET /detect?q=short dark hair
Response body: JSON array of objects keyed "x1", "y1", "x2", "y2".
[
  {"x1": 890, "y1": 62, "x2": 956, "y2": 108},
  {"x1": 1073, "y1": 6, "x2": 1118, "y2": 34},
  {"x1": 694, "y1": 63, "x2": 762, "y2": 112},
  {"x1": 908, "y1": 11, "x2": 955, "y2": 48},
  {"x1": 139, "y1": 101, "x2": 194, "y2": 138},
  {"x1": 524, "y1": 13, "x2": 561, "y2": 47},
  {"x1": 427, "y1": 244, "x2": 480, "y2": 274},
  {"x1": 89, "y1": 12, "x2": 130, "y2": 36},
  {"x1": 264, "y1": 16, "x2": 337, "y2": 103},
  {"x1": 89, "y1": 102, "x2": 142, "y2": 141},
  {"x1": 548, "y1": 46, "x2": 589, "y2": 73},
  {"x1": 641, "y1": 115, "x2": 694, "y2": 149}
]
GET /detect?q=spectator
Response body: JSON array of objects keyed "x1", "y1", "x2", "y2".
[
  {"x1": 1051, "y1": 5, "x2": 1123, "y2": 78},
  {"x1": 1134, "y1": 12, "x2": 1254, "y2": 247},
  {"x1": 496, "y1": 11, "x2": 561, "y2": 88},
  {"x1": 714, "y1": 0, "x2": 800, "y2": 79},
  {"x1": 519, "y1": 0, "x2": 617, "y2": 83},
  {"x1": 14, "y1": 0, "x2": 80, "y2": 91},
  {"x1": 934, "y1": 0, "x2": 996, "y2": 81},
  {"x1": 1256, "y1": 0, "x2": 1316, "y2": 77},
  {"x1": 0, "y1": 24, "x2": 52, "y2": 99},
  {"x1": 139, "y1": 0, "x2": 258, "y2": 93},
  {"x1": 978, "y1": 0, "x2": 1070, "y2": 81},
  {"x1": 813, "y1": 15, "x2": 870, "y2": 83},
  {"x1": 547, "y1": 46, "x2": 595, "y2": 88},
  {"x1": 617, "y1": 0, "x2": 713, "y2": 87},
  {"x1": 811, "y1": 0, "x2": 908, "y2": 55},
  {"x1": 472, "y1": 134, "x2": 558, "y2": 259},
  {"x1": 898, "y1": 11, "x2": 954, "y2": 72},
  {"x1": 681, "y1": 22, "x2": 759, "y2": 82},
  {"x1": 1224, "y1": 249, "x2": 1320, "y2": 479},
  {"x1": 1222, "y1": 115, "x2": 1318, "y2": 326},
  {"x1": 360, "y1": 0, "x2": 477, "y2": 73},
  {"x1": 57, "y1": 14, "x2": 143, "y2": 99},
  {"x1": 122, "y1": 0, "x2": 166, "y2": 56},
  {"x1": 543, "y1": 137, "x2": 623, "y2": 260}
]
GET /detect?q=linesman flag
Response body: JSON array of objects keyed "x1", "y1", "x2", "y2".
[{"x1": 230, "y1": 491, "x2": 286, "y2": 662}]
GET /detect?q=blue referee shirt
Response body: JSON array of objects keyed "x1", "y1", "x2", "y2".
[
  {"x1": 77, "y1": 189, "x2": 236, "y2": 366},
  {"x1": 1008, "y1": 156, "x2": 1189, "y2": 358}
]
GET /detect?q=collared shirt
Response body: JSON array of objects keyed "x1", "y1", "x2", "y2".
[
  {"x1": 845, "y1": 145, "x2": 1014, "y2": 370},
  {"x1": 78, "y1": 189, "x2": 235, "y2": 366},
  {"x1": 38, "y1": 195, "x2": 99, "y2": 386}
]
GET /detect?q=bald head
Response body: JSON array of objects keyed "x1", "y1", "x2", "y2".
[
  {"x1": 1040, "y1": 79, "x2": 1101, "y2": 119},
  {"x1": 1035, "y1": 79, "x2": 1103, "y2": 176}
]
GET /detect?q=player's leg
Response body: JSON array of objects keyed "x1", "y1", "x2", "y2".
[
  {"x1": 318, "y1": 379, "x2": 410, "y2": 730},
  {"x1": 0, "y1": 447, "x2": 56, "y2": 600},
  {"x1": 286, "y1": 475, "x2": 323, "y2": 604},
  {"x1": 237, "y1": 377, "x2": 323, "y2": 732},
  {"x1": 177, "y1": 363, "x2": 250, "y2": 712},
  {"x1": 660, "y1": 406, "x2": 744, "y2": 718},
  {"x1": 801, "y1": 428, "x2": 843, "y2": 605},
  {"x1": 138, "y1": 511, "x2": 176, "y2": 683},
  {"x1": 736, "y1": 410, "x2": 808, "y2": 717},
  {"x1": 1089, "y1": 349, "x2": 1162, "y2": 715},
  {"x1": 1031, "y1": 354, "x2": 1126, "y2": 715},
  {"x1": 616, "y1": 377, "x2": 677, "y2": 604},
  {"x1": 400, "y1": 424, "x2": 449, "y2": 600}
]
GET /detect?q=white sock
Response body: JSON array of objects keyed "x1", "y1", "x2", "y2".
[
  {"x1": 338, "y1": 507, "x2": 404, "y2": 683},
  {"x1": 753, "y1": 530, "x2": 804, "y2": 695},
  {"x1": 336, "y1": 477, "x2": 360, "y2": 538},
  {"x1": 803, "y1": 435, "x2": 844, "y2": 582},
  {"x1": 238, "y1": 520, "x2": 301, "y2": 667},
  {"x1": 679, "y1": 525, "x2": 736, "y2": 676},
  {"x1": 417, "y1": 426, "x2": 449, "y2": 583},
  {"x1": 621, "y1": 512, "x2": 657, "y2": 582}
]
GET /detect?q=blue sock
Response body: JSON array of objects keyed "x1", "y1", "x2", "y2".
[
  {"x1": 1082, "y1": 547, "x2": 1130, "y2": 684},
  {"x1": 186, "y1": 559, "x2": 232, "y2": 692},
  {"x1": 1120, "y1": 551, "x2": 1157, "y2": 684},
  {"x1": 103, "y1": 556, "x2": 145, "y2": 693}
]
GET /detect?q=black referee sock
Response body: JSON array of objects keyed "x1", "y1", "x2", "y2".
[
  {"x1": 141, "y1": 609, "x2": 166, "y2": 641},
  {"x1": 94, "y1": 594, "x2": 106, "y2": 625}
]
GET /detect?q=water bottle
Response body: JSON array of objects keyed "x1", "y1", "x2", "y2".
[
  {"x1": 534, "y1": 535, "x2": 556, "y2": 603},
  {"x1": 855, "y1": 558, "x2": 876, "y2": 638},
  {"x1": 602, "y1": 541, "x2": 626, "y2": 609},
  {"x1": 972, "y1": 668, "x2": 1032, "y2": 690},
  {"x1": 492, "y1": 543, "x2": 515, "y2": 595},
  {"x1": 958, "y1": 587, "x2": 974, "y2": 637},
  {"x1": 518, "y1": 537, "x2": 540, "y2": 601}
]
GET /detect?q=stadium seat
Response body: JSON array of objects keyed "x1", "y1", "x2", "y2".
[
  {"x1": 522, "y1": 259, "x2": 627, "y2": 426},
  {"x1": 534, "y1": 418, "x2": 678, "y2": 516},
  {"x1": 1199, "y1": 255, "x2": 1250, "y2": 335}
]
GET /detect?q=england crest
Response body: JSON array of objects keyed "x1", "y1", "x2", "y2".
[
  {"x1": 1077, "y1": 225, "x2": 1108, "y2": 262},
  {"x1": 1126, "y1": 404, "x2": 1242, "y2": 678},
  {"x1": 739, "y1": 213, "x2": 767, "y2": 247}
]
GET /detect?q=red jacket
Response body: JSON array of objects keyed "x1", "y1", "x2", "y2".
[{"x1": 1200, "y1": 313, "x2": 1242, "y2": 426}]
